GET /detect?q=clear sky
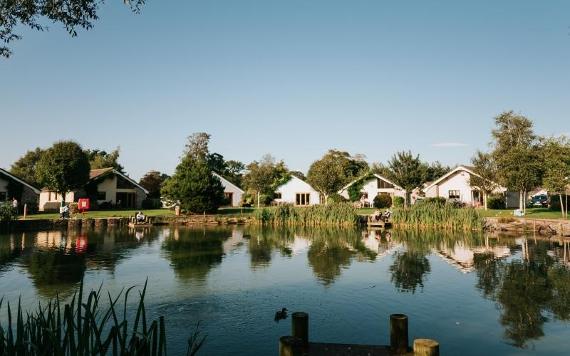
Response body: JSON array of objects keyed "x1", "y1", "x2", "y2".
[{"x1": 1, "y1": 0, "x2": 569, "y2": 180}]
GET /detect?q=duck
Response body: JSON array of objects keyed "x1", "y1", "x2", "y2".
[{"x1": 274, "y1": 308, "x2": 288, "y2": 322}]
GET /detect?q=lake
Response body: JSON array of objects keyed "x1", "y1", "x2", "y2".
[{"x1": 1, "y1": 226, "x2": 569, "y2": 355}]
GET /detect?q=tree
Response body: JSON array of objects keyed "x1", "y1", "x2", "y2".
[
  {"x1": 470, "y1": 151, "x2": 499, "y2": 210},
  {"x1": 85, "y1": 148, "x2": 124, "y2": 172},
  {"x1": 491, "y1": 111, "x2": 541, "y2": 212},
  {"x1": 35, "y1": 141, "x2": 90, "y2": 207},
  {"x1": 424, "y1": 161, "x2": 451, "y2": 182},
  {"x1": 139, "y1": 171, "x2": 169, "y2": 199},
  {"x1": 207, "y1": 154, "x2": 245, "y2": 187},
  {"x1": 387, "y1": 151, "x2": 425, "y2": 206},
  {"x1": 242, "y1": 154, "x2": 289, "y2": 207},
  {"x1": 10, "y1": 147, "x2": 45, "y2": 187},
  {"x1": 540, "y1": 137, "x2": 570, "y2": 218},
  {"x1": 307, "y1": 150, "x2": 368, "y2": 204},
  {"x1": 162, "y1": 134, "x2": 225, "y2": 213},
  {"x1": 161, "y1": 157, "x2": 225, "y2": 213},
  {"x1": 0, "y1": 0, "x2": 144, "y2": 58}
]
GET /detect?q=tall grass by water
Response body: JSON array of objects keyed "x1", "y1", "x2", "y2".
[
  {"x1": 0, "y1": 280, "x2": 205, "y2": 355},
  {"x1": 253, "y1": 203, "x2": 359, "y2": 227},
  {"x1": 392, "y1": 201, "x2": 484, "y2": 231}
]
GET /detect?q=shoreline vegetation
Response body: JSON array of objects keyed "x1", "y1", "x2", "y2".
[{"x1": 0, "y1": 281, "x2": 205, "y2": 356}]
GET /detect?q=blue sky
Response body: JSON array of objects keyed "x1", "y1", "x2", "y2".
[{"x1": 1, "y1": 0, "x2": 569, "y2": 180}]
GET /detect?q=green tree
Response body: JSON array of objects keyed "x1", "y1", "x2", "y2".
[
  {"x1": 242, "y1": 154, "x2": 289, "y2": 207},
  {"x1": 35, "y1": 141, "x2": 90, "y2": 207},
  {"x1": 85, "y1": 148, "x2": 124, "y2": 172},
  {"x1": 423, "y1": 161, "x2": 450, "y2": 182},
  {"x1": 10, "y1": 147, "x2": 45, "y2": 187},
  {"x1": 161, "y1": 134, "x2": 225, "y2": 213},
  {"x1": 139, "y1": 170, "x2": 169, "y2": 199},
  {"x1": 491, "y1": 111, "x2": 541, "y2": 212},
  {"x1": 307, "y1": 150, "x2": 368, "y2": 204},
  {"x1": 470, "y1": 151, "x2": 499, "y2": 210},
  {"x1": 387, "y1": 151, "x2": 425, "y2": 206},
  {"x1": 0, "y1": 0, "x2": 144, "y2": 58},
  {"x1": 540, "y1": 137, "x2": 570, "y2": 218}
]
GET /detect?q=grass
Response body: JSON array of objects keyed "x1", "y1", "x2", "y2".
[
  {"x1": 253, "y1": 203, "x2": 359, "y2": 227},
  {"x1": 0, "y1": 280, "x2": 205, "y2": 355},
  {"x1": 20, "y1": 209, "x2": 175, "y2": 221},
  {"x1": 391, "y1": 202, "x2": 485, "y2": 231},
  {"x1": 479, "y1": 207, "x2": 569, "y2": 220}
]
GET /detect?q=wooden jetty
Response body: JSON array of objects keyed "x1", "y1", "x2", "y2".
[
  {"x1": 367, "y1": 214, "x2": 392, "y2": 228},
  {"x1": 279, "y1": 313, "x2": 439, "y2": 356},
  {"x1": 128, "y1": 216, "x2": 154, "y2": 228}
]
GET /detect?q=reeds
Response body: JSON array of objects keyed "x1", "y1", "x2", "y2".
[
  {"x1": 392, "y1": 201, "x2": 484, "y2": 231},
  {"x1": 0, "y1": 280, "x2": 205, "y2": 355},
  {"x1": 253, "y1": 203, "x2": 359, "y2": 227}
]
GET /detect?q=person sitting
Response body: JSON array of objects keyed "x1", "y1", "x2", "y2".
[{"x1": 136, "y1": 211, "x2": 146, "y2": 223}]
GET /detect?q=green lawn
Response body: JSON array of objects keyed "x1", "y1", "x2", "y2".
[
  {"x1": 20, "y1": 209, "x2": 175, "y2": 220},
  {"x1": 479, "y1": 207, "x2": 568, "y2": 220}
]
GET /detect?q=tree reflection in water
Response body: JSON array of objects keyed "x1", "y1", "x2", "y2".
[
  {"x1": 161, "y1": 227, "x2": 230, "y2": 283},
  {"x1": 473, "y1": 237, "x2": 570, "y2": 348}
]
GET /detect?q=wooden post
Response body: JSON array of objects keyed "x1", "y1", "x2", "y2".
[
  {"x1": 292, "y1": 312, "x2": 309, "y2": 345},
  {"x1": 279, "y1": 336, "x2": 303, "y2": 356},
  {"x1": 413, "y1": 339, "x2": 439, "y2": 356},
  {"x1": 390, "y1": 314, "x2": 409, "y2": 354},
  {"x1": 23, "y1": 204, "x2": 27, "y2": 220}
]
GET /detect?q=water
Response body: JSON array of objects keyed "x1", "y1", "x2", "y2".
[{"x1": 1, "y1": 226, "x2": 569, "y2": 355}]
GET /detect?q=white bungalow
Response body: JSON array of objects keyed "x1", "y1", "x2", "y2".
[
  {"x1": 0, "y1": 168, "x2": 40, "y2": 205},
  {"x1": 338, "y1": 174, "x2": 406, "y2": 206},
  {"x1": 39, "y1": 168, "x2": 149, "y2": 211},
  {"x1": 213, "y1": 172, "x2": 244, "y2": 207},
  {"x1": 423, "y1": 165, "x2": 514, "y2": 207},
  {"x1": 274, "y1": 176, "x2": 321, "y2": 206}
]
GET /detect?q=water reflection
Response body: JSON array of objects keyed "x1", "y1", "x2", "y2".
[
  {"x1": 161, "y1": 227, "x2": 229, "y2": 283},
  {"x1": 1, "y1": 226, "x2": 570, "y2": 352},
  {"x1": 472, "y1": 237, "x2": 570, "y2": 348}
]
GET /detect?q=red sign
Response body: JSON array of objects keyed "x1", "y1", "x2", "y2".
[{"x1": 78, "y1": 198, "x2": 90, "y2": 212}]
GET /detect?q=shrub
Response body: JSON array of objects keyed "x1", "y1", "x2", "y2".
[
  {"x1": 550, "y1": 194, "x2": 569, "y2": 212},
  {"x1": 373, "y1": 194, "x2": 392, "y2": 209},
  {"x1": 421, "y1": 197, "x2": 447, "y2": 206},
  {"x1": 328, "y1": 193, "x2": 348, "y2": 203},
  {"x1": 487, "y1": 195, "x2": 506, "y2": 210},
  {"x1": 0, "y1": 203, "x2": 17, "y2": 222},
  {"x1": 68, "y1": 202, "x2": 79, "y2": 214},
  {"x1": 393, "y1": 196, "x2": 405, "y2": 208},
  {"x1": 142, "y1": 198, "x2": 162, "y2": 209}
]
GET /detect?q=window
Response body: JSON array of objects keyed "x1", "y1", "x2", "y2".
[
  {"x1": 224, "y1": 192, "x2": 233, "y2": 205},
  {"x1": 377, "y1": 178, "x2": 394, "y2": 189},
  {"x1": 295, "y1": 193, "x2": 310, "y2": 206},
  {"x1": 275, "y1": 192, "x2": 282, "y2": 199},
  {"x1": 0, "y1": 192, "x2": 7, "y2": 201},
  {"x1": 449, "y1": 190, "x2": 460, "y2": 200},
  {"x1": 97, "y1": 191, "x2": 106, "y2": 200}
]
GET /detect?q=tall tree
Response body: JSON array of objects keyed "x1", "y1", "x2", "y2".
[
  {"x1": 161, "y1": 133, "x2": 225, "y2": 213},
  {"x1": 307, "y1": 150, "x2": 368, "y2": 204},
  {"x1": 540, "y1": 137, "x2": 570, "y2": 218},
  {"x1": 243, "y1": 154, "x2": 289, "y2": 207},
  {"x1": 424, "y1": 161, "x2": 451, "y2": 182},
  {"x1": 10, "y1": 147, "x2": 45, "y2": 186},
  {"x1": 139, "y1": 170, "x2": 169, "y2": 199},
  {"x1": 0, "y1": 0, "x2": 145, "y2": 58},
  {"x1": 387, "y1": 151, "x2": 425, "y2": 206},
  {"x1": 35, "y1": 141, "x2": 90, "y2": 207},
  {"x1": 470, "y1": 151, "x2": 499, "y2": 210},
  {"x1": 491, "y1": 111, "x2": 541, "y2": 213},
  {"x1": 85, "y1": 148, "x2": 124, "y2": 172}
]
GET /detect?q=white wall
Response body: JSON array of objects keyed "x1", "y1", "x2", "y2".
[
  {"x1": 219, "y1": 178, "x2": 243, "y2": 207},
  {"x1": 339, "y1": 177, "x2": 405, "y2": 203},
  {"x1": 275, "y1": 176, "x2": 321, "y2": 205},
  {"x1": 39, "y1": 191, "x2": 76, "y2": 211}
]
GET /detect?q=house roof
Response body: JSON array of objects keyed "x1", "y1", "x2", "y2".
[
  {"x1": 90, "y1": 168, "x2": 150, "y2": 195},
  {"x1": 424, "y1": 165, "x2": 503, "y2": 191},
  {"x1": 276, "y1": 175, "x2": 318, "y2": 192},
  {"x1": 0, "y1": 168, "x2": 41, "y2": 194},
  {"x1": 339, "y1": 173, "x2": 404, "y2": 193},
  {"x1": 212, "y1": 172, "x2": 244, "y2": 193}
]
